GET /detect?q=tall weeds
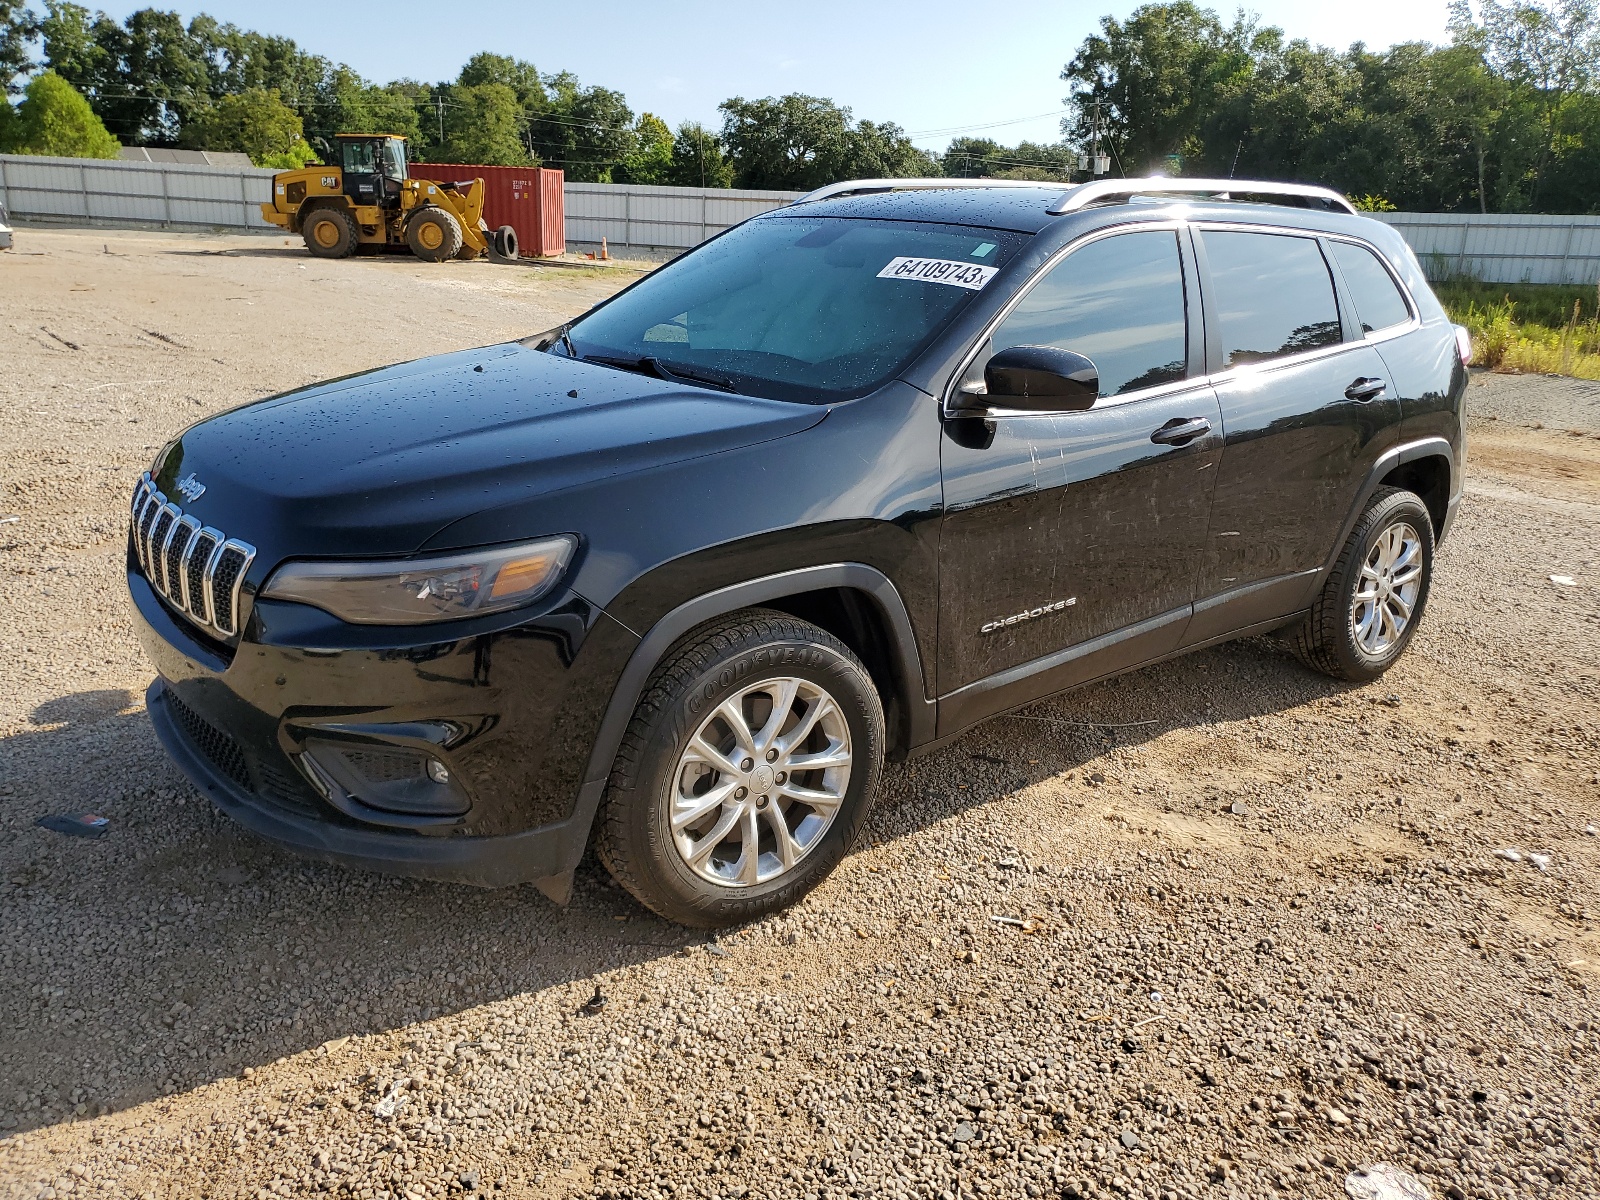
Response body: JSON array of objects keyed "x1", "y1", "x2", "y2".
[{"x1": 1437, "y1": 282, "x2": 1600, "y2": 380}]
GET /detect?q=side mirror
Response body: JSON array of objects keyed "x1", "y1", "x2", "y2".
[{"x1": 958, "y1": 345, "x2": 1100, "y2": 413}]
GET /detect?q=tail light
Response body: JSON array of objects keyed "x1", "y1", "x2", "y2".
[{"x1": 1453, "y1": 324, "x2": 1473, "y2": 367}]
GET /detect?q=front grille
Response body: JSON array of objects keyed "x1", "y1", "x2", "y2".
[
  {"x1": 165, "y1": 690, "x2": 251, "y2": 791},
  {"x1": 131, "y1": 473, "x2": 255, "y2": 640}
]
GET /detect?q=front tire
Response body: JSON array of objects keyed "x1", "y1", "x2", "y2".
[
  {"x1": 1294, "y1": 486, "x2": 1434, "y2": 681},
  {"x1": 596, "y1": 610, "x2": 885, "y2": 928},
  {"x1": 405, "y1": 206, "x2": 463, "y2": 262}
]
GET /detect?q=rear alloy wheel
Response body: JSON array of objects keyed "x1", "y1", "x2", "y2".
[
  {"x1": 302, "y1": 208, "x2": 356, "y2": 259},
  {"x1": 596, "y1": 610, "x2": 884, "y2": 927},
  {"x1": 1294, "y1": 486, "x2": 1434, "y2": 681},
  {"x1": 405, "y1": 206, "x2": 463, "y2": 263}
]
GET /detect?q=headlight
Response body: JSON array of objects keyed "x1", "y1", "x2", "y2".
[{"x1": 260, "y1": 535, "x2": 577, "y2": 625}]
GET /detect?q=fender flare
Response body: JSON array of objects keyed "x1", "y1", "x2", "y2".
[
  {"x1": 1320, "y1": 436, "x2": 1457, "y2": 576},
  {"x1": 544, "y1": 565, "x2": 934, "y2": 899},
  {"x1": 583, "y1": 563, "x2": 933, "y2": 789}
]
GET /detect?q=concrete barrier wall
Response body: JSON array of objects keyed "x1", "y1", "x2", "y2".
[{"x1": 3, "y1": 153, "x2": 1596, "y2": 284}]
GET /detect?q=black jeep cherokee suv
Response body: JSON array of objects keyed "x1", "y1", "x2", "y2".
[{"x1": 128, "y1": 177, "x2": 1467, "y2": 927}]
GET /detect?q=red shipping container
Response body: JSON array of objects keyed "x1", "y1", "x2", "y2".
[{"x1": 410, "y1": 163, "x2": 565, "y2": 257}]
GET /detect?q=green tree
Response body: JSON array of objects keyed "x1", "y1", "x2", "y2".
[
  {"x1": 180, "y1": 85, "x2": 307, "y2": 164},
  {"x1": 457, "y1": 52, "x2": 545, "y2": 109},
  {"x1": 1, "y1": 0, "x2": 39, "y2": 97},
  {"x1": 615, "y1": 111, "x2": 673, "y2": 183},
  {"x1": 1448, "y1": 0, "x2": 1599, "y2": 208},
  {"x1": 435, "y1": 80, "x2": 529, "y2": 165},
  {"x1": 1062, "y1": 1, "x2": 1262, "y2": 174},
  {"x1": 527, "y1": 73, "x2": 634, "y2": 181},
  {"x1": 942, "y1": 136, "x2": 1076, "y2": 179},
  {"x1": 42, "y1": 2, "x2": 210, "y2": 144},
  {"x1": 310, "y1": 66, "x2": 421, "y2": 151},
  {"x1": 10, "y1": 67, "x2": 118, "y2": 156},
  {"x1": 718, "y1": 93, "x2": 930, "y2": 190},
  {"x1": 665, "y1": 120, "x2": 733, "y2": 187}
]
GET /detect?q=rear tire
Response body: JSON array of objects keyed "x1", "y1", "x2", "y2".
[
  {"x1": 596, "y1": 609, "x2": 885, "y2": 928},
  {"x1": 302, "y1": 208, "x2": 356, "y2": 259},
  {"x1": 405, "y1": 206, "x2": 463, "y2": 263},
  {"x1": 1293, "y1": 486, "x2": 1434, "y2": 681}
]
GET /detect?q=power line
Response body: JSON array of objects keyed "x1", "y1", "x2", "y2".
[{"x1": 905, "y1": 108, "x2": 1067, "y2": 138}]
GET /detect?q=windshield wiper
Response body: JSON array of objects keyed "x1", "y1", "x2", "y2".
[
  {"x1": 579, "y1": 353, "x2": 738, "y2": 394},
  {"x1": 643, "y1": 357, "x2": 738, "y2": 393}
]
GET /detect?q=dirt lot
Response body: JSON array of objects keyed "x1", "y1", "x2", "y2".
[{"x1": 0, "y1": 227, "x2": 1597, "y2": 1200}]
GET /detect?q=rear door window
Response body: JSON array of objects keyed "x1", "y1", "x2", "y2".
[
  {"x1": 990, "y1": 229, "x2": 1188, "y2": 397},
  {"x1": 1202, "y1": 231, "x2": 1342, "y2": 367},
  {"x1": 1329, "y1": 240, "x2": 1412, "y2": 334}
]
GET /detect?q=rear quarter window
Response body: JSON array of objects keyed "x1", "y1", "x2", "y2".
[
  {"x1": 1329, "y1": 240, "x2": 1413, "y2": 334},
  {"x1": 1202, "y1": 230, "x2": 1342, "y2": 368}
]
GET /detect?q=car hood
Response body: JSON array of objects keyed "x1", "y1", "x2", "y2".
[{"x1": 150, "y1": 342, "x2": 828, "y2": 564}]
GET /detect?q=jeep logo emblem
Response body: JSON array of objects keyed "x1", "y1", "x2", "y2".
[{"x1": 174, "y1": 472, "x2": 206, "y2": 502}]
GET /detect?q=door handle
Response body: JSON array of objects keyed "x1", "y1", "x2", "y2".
[
  {"x1": 1345, "y1": 376, "x2": 1387, "y2": 402},
  {"x1": 1150, "y1": 416, "x2": 1212, "y2": 446}
]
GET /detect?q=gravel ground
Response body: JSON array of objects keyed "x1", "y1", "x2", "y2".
[{"x1": 1, "y1": 228, "x2": 1597, "y2": 1200}]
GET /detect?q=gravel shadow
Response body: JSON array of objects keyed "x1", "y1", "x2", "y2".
[{"x1": 0, "y1": 632, "x2": 1347, "y2": 1136}]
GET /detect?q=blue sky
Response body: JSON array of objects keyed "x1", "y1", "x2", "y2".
[{"x1": 96, "y1": 0, "x2": 1452, "y2": 150}]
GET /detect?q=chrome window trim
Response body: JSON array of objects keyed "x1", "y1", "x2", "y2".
[{"x1": 940, "y1": 219, "x2": 1198, "y2": 418}]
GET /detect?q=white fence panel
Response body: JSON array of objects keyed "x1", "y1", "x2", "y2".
[
  {"x1": 563, "y1": 182, "x2": 801, "y2": 252},
  {"x1": 1374, "y1": 212, "x2": 1600, "y2": 285},
  {"x1": 3, "y1": 155, "x2": 1597, "y2": 284},
  {"x1": 0, "y1": 153, "x2": 277, "y2": 231}
]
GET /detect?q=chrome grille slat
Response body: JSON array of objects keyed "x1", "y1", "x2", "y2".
[
  {"x1": 148, "y1": 507, "x2": 177, "y2": 592},
  {"x1": 166, "y1": 515, "x2": 200, "y2": 610},
  {"x1": 128, "y1": 472, "x2": 255, "y2": 643}
]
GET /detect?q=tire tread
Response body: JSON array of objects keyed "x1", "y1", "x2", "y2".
[
  {"x1": 1293, "y1": 485, "x2": 1430, "y2": 681},
  {"x1": 595, "y1": 609, "x2": 878, "y2": 926}
]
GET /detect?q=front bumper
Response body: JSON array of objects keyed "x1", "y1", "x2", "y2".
[
  {"x1": 147, "y1": 678, "x2": 602, "y2": 888},
  {"x1": 129, "y1": 561, "x2": 635, "y2": 891}
]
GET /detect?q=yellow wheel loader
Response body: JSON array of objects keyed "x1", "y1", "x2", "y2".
[{"x1": 260, "y1": 134, "x2": 517, "y2": 263}]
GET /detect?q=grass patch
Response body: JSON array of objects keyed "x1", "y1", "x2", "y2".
[{"x1": 1436, "y1": 281, "x2": 1600, "y2": 380}]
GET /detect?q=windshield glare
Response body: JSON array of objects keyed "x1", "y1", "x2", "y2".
[{"x1": 565, "y1": 216, "x2": 1025, "y2": 403}]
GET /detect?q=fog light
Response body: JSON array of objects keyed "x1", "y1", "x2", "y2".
[{"x1": 299, "y1": 737, "x2": 469, "y2": 819}]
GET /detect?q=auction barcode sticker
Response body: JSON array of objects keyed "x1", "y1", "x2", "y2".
[{"x1": 877, "y1": 257, "x2": 998, "y2": 290}]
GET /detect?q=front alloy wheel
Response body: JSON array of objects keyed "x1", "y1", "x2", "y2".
[
  {"x1": 596, "y1": 609, "x2": 884, "y2": 927},
  {"x1": 671, "y1": 676, "x2": 852, "y2": 887}
]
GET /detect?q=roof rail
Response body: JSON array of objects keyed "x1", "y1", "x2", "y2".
[
  {"x1": 792, "y1": 177, "x2": 1062, "y2": 205},
  {"x1": 1046, "y1": 177, "x2": 1358, "y2": 216}
]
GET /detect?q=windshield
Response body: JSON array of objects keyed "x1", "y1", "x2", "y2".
[
  {"x1": 564, "y1": 216, "x2": 1026, "y2": 403},
  {"x1": 383, "y1": 139, "x2": 407, "y2": 180}
]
